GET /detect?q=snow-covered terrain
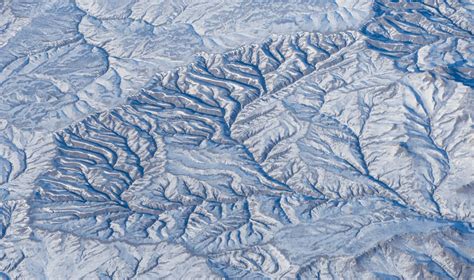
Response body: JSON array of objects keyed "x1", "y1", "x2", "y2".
[{"x1": 0, "y1": 0, "x2": 473, "y2": 279}]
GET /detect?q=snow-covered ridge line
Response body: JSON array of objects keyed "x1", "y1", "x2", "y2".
[{"x1": 30, "y1": 30, "x2": 359, "y2": 241}]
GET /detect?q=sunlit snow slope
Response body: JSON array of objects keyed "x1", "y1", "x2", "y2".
[{"x1": 0, "y1": 0, "x2": 473, "y2": 279}]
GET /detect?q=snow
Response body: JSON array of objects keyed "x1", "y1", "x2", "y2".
[{"x1": 0, "y1": 0, "x2": 473, "y2": 279}]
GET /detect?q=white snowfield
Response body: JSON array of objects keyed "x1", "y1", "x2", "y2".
[{"x1": 0, "y1": 0, "x2": 473, "y2": 279}]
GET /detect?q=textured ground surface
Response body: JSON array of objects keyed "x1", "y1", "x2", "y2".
[{"x1": 0, "y1": 0, "x2": 473, "y2": 279}]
